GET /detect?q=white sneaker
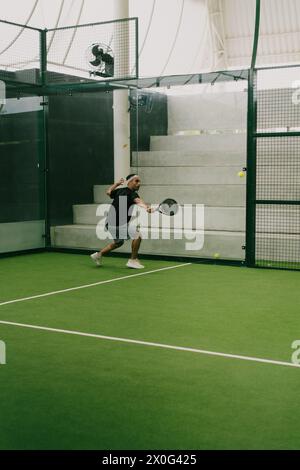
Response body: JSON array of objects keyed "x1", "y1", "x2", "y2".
[
  {"x1": 90, "y1": 252, "x2": 102, "y2": 266},
  {"x1": 126, "y1": 259, "x2": 144, "y2": 269}
]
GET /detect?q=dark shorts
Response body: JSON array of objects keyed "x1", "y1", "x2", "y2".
[{"x1": 105, "y1": 223, "x2": 139, "y2": 244}]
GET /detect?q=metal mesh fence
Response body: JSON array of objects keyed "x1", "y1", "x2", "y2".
[
  {"x1": 254, "y1": 70, "x2": 300, "y2": 270},
  {"x1": 0, "y1": 21, "x2": 40, "y2": 85},
  {"x1": 46, "y1": 18, "x2": 138, "y2": 84},
  {"x1": 256, "y1": 137, "x2": 300, "y2": 201},
  {"x1": 256, "y1": 204, "x2": 300, "y2": 269},
  {"x1": 257, "y1": 88, "x2": 300, "y2": 131}
]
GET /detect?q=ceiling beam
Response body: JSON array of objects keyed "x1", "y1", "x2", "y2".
[{"x1": 206, "y1": 0, "x2": 228, "y2": 70}]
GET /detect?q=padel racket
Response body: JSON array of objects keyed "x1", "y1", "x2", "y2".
[{"x1": 155, "y1": 198, "x2": 179, "y2": 216}]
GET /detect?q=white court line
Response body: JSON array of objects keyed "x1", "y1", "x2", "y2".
[
  {"x1": 0, "y1": 263, "x2": 192, "y2": 307},
  {"x1": 0, "y1": 320, "x2": 299, "y2": 369}
]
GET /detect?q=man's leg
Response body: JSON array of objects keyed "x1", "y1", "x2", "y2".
[
  {"x1": 126, "y1": 236, "x2": 144, "y2": 269},
  {"x1": 131, "y1": 236, "x2": 142, "y2": 260},
  {"x1": 101, "y1": 240, "x2": 124, "y2": 256},
  {"x1": 91, "y1": 239, "x2": 124, "y2": 266}
]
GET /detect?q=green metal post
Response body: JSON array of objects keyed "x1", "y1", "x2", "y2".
[
  {"x1": 40, "y1": 29, "x2": 47, "y2": 86},
  {"x1": 246, "y1": 0, "x2": 261, "y2": 266},
  {"x1": 42, "y1": 95, "x2": 51, "y2": 248},
  {"x1": 246, "y1": 69, "x2": 257, "y2": 267},
  {"x1": 251, "y1": 0, "x2": 261, "y2": 69},
  {"x1": 135, "y1": 17, "x2": 139, "y2": 79},
  {"x1": 39, "y1": 30, "x2": 50, "y2": 246}
]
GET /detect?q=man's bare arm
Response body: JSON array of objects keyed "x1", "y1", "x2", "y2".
[
  {"x1": 134, "y1": 198, "x2": 153, "y2": 213},
  {"x1": 106, "y1": 178, "x2": 125, "y2": 196}
]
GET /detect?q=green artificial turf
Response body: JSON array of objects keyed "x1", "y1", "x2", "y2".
[
  {"x1": 0, "y1": 252, "x2": 299, "y2": 450},
  {"x1": 256, "y1": 260, "x2": 300, "y2": 270}
]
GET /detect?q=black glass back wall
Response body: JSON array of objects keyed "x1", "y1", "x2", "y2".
[{"x1": 48, "y1": 91, "x2": 114, "y2": 226}]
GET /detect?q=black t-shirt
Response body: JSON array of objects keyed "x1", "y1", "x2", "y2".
[{"x1": 106, "y1": 187, "x2": 140, "y2": 227}]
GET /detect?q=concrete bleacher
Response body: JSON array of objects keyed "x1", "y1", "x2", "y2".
[{"x1": 51, "y1": 91, "x2": 248, "y2": 260}]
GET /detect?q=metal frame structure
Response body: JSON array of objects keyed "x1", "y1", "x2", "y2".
[
  {"x1": 245, "y1": 0, "x2": 261, "y2": 267},
  {"x1": 207, "y1": 0, "x2": 228, "y2": 70},
  {"x1": 0, "y1": 17, "x2": 139, "y2": 89},
  {"x1": 246, "y1": 0, "x2": 300, "y2": 270},
  {"x1": 1, "y1": 3, "x2": 299, "y2": 270}
]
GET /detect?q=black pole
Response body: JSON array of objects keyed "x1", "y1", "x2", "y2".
[
  {"x1": 245, "y1": 0, "x2": 261, "y2": 266},
  {"x1": 246, "y1": 69, "x2": 257, "y2": 267}
]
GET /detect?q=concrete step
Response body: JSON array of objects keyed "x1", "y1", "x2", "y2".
[
  {"x1": 256, "y1": 186, "x2": 300, "y2": 200},
  {"x1": 257, "y1": 169, "x2": 300, "y2": 185},
  {"x1": 132, "y1": 151, "x2": 246, "y2": 167},
  {"x1": 256, "y1": 206, "x2": 300, "y2": 234},
  {"x1": 73, "y1": 204, "x2": 246, "y2": 231},
  {"x1": 0, "y1": 220, "x2": 45, "y2": 254},
  {"x1": 256, "y1": 88, "x2": 300, "y2": 129},
  {"x1": 150, "y1": 134, "x2": 246, "y2": 152},
  {"x1": 94, "y1": 185, "x2": 246, "y2": 207},
  {"x1": 51, "y1": 224, "x2": 246, "y2": 260},
  {"x1": 131, "y1": 166, "x2": 246, "y2": 185},
  {"x1": 256, "y1": 233, "x2": 300, "y2": 263}
]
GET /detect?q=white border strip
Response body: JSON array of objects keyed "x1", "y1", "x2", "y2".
[
  {"x1": 0, "y1": 263, "x2": 191, "y2": 307},
  {"x1": 0, "y1": 320, "x2": 299, "y2": 369}
]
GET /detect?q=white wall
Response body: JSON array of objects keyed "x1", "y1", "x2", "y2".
[
  {"x1": 0, "y1": 221, "x2": 45, "y2": 253},
  {"x1": 167, "y1": 91, "x2": 248, "y2": 135}
]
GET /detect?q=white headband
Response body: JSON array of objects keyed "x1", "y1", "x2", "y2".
[{"x1": 126, "y1": 174, "x2": 140, "y2": 185}]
